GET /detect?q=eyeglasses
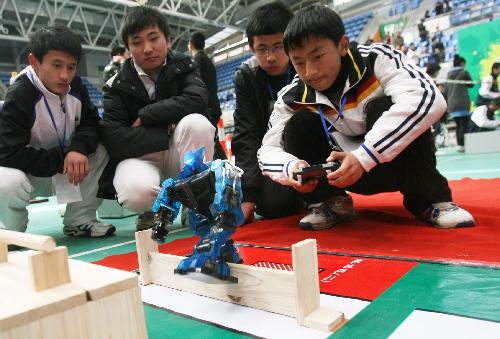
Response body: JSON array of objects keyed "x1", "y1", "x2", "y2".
[{"x1": 254, "y1": 45, "x2": 285, "y2": 56}]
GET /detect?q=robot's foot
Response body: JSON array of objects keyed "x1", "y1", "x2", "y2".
[
  {"x1": 174, "y1": 268, "x2": 196, "y2": 275},
  {"x1": 201, "y1": 266, "x2": 238, "y2": 283}
]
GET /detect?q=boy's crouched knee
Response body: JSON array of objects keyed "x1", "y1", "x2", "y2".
[
  {"x1": 0, "y1": 167, "x2": 32, "y2": 198},
  {"x1": 176, "y1": 113, "x2": 215, "y2": 137}
]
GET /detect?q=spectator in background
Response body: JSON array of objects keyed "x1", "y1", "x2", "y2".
[
  {"x1": 406, "y1": 42, "x2": 420, "y2": 65},
  {"x1": 476, "y1": 62, "x2": 499, "y2": 106},
  {"x1": 188, "y1": 31, "x2": 225, "y2": 159},
  {"x1": 424, "y1": 10, "x2": 431, "y2": 19},
  {"x1": 418, "y1": 19, "x2": 428, "y2": 42},
  {"x1": 470, "y1": 97, "x2": 500, "y2": 132},
  {"x1": 443, "y1": 0, "x2": 452, "y2": 13},
  {"x1": 393, "y1": 31, "x2": 405, "y2": 47},
  {"x1": 445, "y1": 55, "x2": 474, "y2": 152},
  {"x1": 103, "y1": 45, "x2": 129, "y2": 84},
  {"x1": 232, "y1": 1, "x2": 300, "y2": 224},
  {"x1": 435, "y1": 1, "x2": 444, "y2": 15},
  {"x1": 431, "y1": 37, "x2": 445, "y2": 63}
]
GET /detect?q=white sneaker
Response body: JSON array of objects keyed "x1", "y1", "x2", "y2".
[
  {"x1": 63, "y1": 220, "x2": 116, "y2": 237},
  {"x1": 299, "y1": 195, "x2": 355, "y2": 231},
  {"x1": 419, "y1": 202, "x2": 475, "y2": 229}
]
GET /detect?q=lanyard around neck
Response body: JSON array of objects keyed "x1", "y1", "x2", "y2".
[
  {"x1": 316, "y1": 95, "x2": 347, "y2": 150},
  {"x1": 43, "y1": 96, "x2": 67, "y2": 152},
  {"x1": 267, "y1": 64, "x2": 293, "y2": 100}
]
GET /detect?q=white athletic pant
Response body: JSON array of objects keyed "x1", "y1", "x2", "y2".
[
  {"x1": 113, "y1": 114, "x2": 215, "y2": 213},
  {"x1": 0, "y1": 143, "x2": 109, "y2": 232}
]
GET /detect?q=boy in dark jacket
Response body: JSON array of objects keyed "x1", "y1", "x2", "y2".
[
  {"x1": 99, "y1": 6, "x2": 214, "y2": 227},
  {"x1": 258, "y1": 6, "x2": 475, "y2": 230},
  {"x1": 232, "y1": 1, "x2": 300, "y2": 223},
  {"x1": 0, "y1": 26, "x2": 115, "y2": 237}
]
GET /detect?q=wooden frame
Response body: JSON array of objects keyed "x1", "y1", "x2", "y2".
[
  {"x1": 136, "y1": 229, "x2": 344, "y2": 332},
  {"x1": 0, "y1": 230, "x2": 147, "y2": 339}
]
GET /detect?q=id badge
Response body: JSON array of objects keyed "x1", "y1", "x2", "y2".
[{"x1": 52, "y1": 173, "x2": 82, "y2": 204}]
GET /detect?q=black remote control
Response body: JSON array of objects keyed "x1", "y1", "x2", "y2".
[{"x1": 292, "y1": 161, "x2": 341, "y2": 182}]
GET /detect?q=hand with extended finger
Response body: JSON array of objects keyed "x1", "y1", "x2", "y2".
[
  {"x1": 64, "y1": 151, "x2": 89, "y2": 185},
  {"x1": 326, "y1": 151, "x2": 365, "y2": 188}
]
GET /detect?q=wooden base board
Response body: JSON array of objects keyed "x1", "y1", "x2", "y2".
[{"x1": 136, "y1": 230, "x2": 344, "y2": 332}]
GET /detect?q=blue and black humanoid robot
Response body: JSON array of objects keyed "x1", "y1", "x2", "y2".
[{"x1": 150, "y1": 147, "x2": 244, "y2": 282}]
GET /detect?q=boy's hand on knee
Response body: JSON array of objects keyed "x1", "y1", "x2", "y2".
[
  {"x1": 289, "y1": 160, "x2": 319, "y2": 193},
  {"x1": 326, "y1": 152, "x2": 365, "y2": 188},
  {"x1": 64, "y1": 151, "x2": 89, "y2": 185}
]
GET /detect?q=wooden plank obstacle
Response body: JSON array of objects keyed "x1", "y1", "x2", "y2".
[
  {"x1": 135, "y1": 229, "x2": 345, "y2": 332},
  {"x1": 0, "y1": 230, "x2": 147, "y2": 339}
]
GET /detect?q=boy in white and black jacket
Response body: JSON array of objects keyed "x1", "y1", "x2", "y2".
[
  {"x1": 258, "y1": 6, "x2": 475, "y2": 230},
  {"x1": 0, "y1": 26, "x2": 114, "y2": 237}
]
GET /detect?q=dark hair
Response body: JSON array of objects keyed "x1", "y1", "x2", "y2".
[
  {"x1": 453, "y1": 54, "x2": 465, "y2": 67},
  {"x1": 284, "y1": 6, "x2": 345, "y2": 54},
  {"x1": 110, "y1": 45, "x2": 127, "y2": 58},
  {"x1": 29, "y1": 26, "x2": 82, "y2": 63},
  {"x1": 426, "y1": 63, "x2": 441, "y2": 78},
  {"x1": 246, "y1": 1, "x2": 293, "y2": 48},
  {"x1": 190, "y1": 32, "x2": 206, "y2": 50},
  {"x1": 121, "y1": 6, "x2": 170, "y2": 49},
  {"x1": 491, "y1": 97, "x2": 500, "y2": 107},
  {"x1": 491, "y1": 62, "x2": 500, "y2": 73}
]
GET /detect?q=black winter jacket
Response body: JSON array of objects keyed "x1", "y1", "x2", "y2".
[
  {"x1": 231, "y1": 56, "x2": 295, "y2": 202},
  {"x1": 0, "y1": 72, "x2": 99, "y2": 177},
  {"x1": 193, "y1": 51, "x2": 221, "y2": 126},
  {"x1": 97, "y1": 51, "x2": 208, "y2": 199}
]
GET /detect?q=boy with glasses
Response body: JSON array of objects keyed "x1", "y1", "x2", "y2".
[{"x1": 232, "y1": 1, "x2": 301, "y2": 224}]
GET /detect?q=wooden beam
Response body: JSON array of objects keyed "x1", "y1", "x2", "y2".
[
  {"x1": 292, "y1": 239, "x2": 344, "y2": 332},
  {"x1": 0, "y1": 229, "x2": 55, "y2": 252},
  {"x1": 135, "y1": 229, "x2": 159, "y2": 285},
  {"x1": 29, "y1": 246, "x2": 71, "y2": 291},
  {"x1": 0, "y1": 241, "x2": 7, "y2": 263}
]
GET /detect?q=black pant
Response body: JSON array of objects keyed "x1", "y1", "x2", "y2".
[
  {"x1": 254, "y1": 176, "x2": 303, "y2": 218},
  {"x1": 282, "y1": 98, "x2": 452, "y2": 216},
  {"x1": 453, "y1": 116, "x2": 470, "y2": 147}
]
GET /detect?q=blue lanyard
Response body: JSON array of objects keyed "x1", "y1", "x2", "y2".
[
  {"x1": 43, "y1": 96, "x2": 67, "y2": 152},
  {"x1": 267, "y1": 65, "x2": 293, "y2": 100},
  {"x1": 317, "y1": 95, "x2": 347, "y2": 149}
]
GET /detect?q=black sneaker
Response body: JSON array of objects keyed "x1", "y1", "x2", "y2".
[
  {"x1": 63, "y1": 220, "x2": 116, "y2": 237},
  {"x1": 136, "y1": 211, "x2": 155, "y2": 231}
]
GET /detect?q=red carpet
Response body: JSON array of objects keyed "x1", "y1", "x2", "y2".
[
  {"x1": 95, "y1": 239, "x2": 415, "y2": 300},
  {"x1": 232, "y1": 178, "x2": 500, "y2": 266}
]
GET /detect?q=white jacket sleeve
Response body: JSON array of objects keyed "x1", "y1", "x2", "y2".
[
  {"x1": 478, "y1": 75, "x2": 500, "y2": 99},
  {"x1": 471, "y1": 106, "x2": 500, "y2": 129},
  {"x1": 351, "y1": 45, "x2": 447, "y2": 172},
  {"x1": 257, "y1": 92, "x2": 299, "y2": 186}
]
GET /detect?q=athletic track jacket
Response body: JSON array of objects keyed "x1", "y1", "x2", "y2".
[
  {"x1": 0, "y1": 66, "x2": 99, "y2": 177},
  {"x1": 258, "y1": 43, "x2": 447, "y2": 185}
]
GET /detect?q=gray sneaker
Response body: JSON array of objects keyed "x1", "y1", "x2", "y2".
[
  {"x1": 418, "y1": 202, "x2": 475, "y2": 229},
  {"x1": 136, "y1": 211, "x2": 155, "y2": 231},
  {"x1": 63, "y1": 220, "x2": 116, "y2": 237},
  {"x1": 299, "y1": 195, "x2": 355, "y2": 230}
]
